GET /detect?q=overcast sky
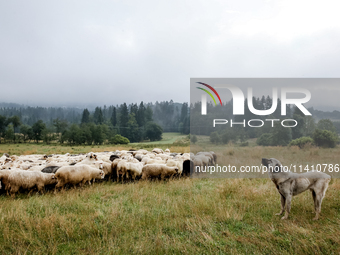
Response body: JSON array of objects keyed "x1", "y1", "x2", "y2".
[{"x1": 1, "y1": 0, "x2": 340, "y2": 109}]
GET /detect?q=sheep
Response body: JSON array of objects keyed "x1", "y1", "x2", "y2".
[
  {"x1": 0, "y1": 170, "x2": 14, "y2": 195},
  {"x1": 157, "y1": 154, "x2": 172, "y2": 161},
  {"x1": 165, "y1": 148, "x2": 170, "y2": 153},
  {"x1": 80, "y1": 152, "x2": 98, "y2": 165},
  {"x1": 152, "y1": 148, "x2": 164, "y2": 154},
  {"x1": 141, "y1": 156, "x2": 150, "y2": 164},
  {"x1": 197, "y1": 152, "x2": 215, "y2": 165},
  {"x1": 41, "y1": 166, "x2": 61, "y2": 174},
  {"x1": 116, "y1": 160, "x2": 129, "y2": 182},
  {"x1": 193, "y1": 157, "x2": 203, "y2": 172},
  {"x1": 127, "y1": 162, "x2": 144, "y2": 180},
  {"x1": 146, "y1": 159, "x2": 166, "y2": 165},
  {"x1": 99, "y1": 162, "x2": 112, "y2": 180},
  {"x1": 8, "y1": 171, "x2": 57, "y2": 197},
  {"x1": 182, "y1": 160, "x2": 193, "y2": 177},
  {"x1": 134, "y1": 153, "x2": 143, "y2": 162},
  {"x1": 195, "y1": 154, "x2": 209, "y2": 168},
  {"x1": 127, "y1": 157, "x2": 139, "y2": 163},
  {"x1": 109, "y1": 155, "x2": 120, "y2": 162},
  {"x1": 28, "y1": 165, "x2": 45, "y2": 172},
  {"x1": 55, "y1": 165, "x2": 105, "y2": 191},
  {"x1": 138, "y1": 149, "x2": 148, "y2": 155},
  {"x1": 210, "y1": 151, "x2": 217, "y2": 164},
  {"x1": 166, "y1": 159, "x2": 183, "y2": 175},
  {"x1": 142, "y1": 164, "x2": 178, "y2": 180},
  {"x1": 111, "y1": 158, "x2": 122, "y2": 182}
]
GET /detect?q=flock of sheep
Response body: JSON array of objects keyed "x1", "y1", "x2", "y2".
[{"x1": 0, "y1": 148, "x2": 217, "y2": 197}]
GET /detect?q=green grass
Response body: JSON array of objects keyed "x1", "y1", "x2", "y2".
[
  {"x1": 1, "y1": 139, "x2": 340, "y2": 253},
  {"x1": 131, "y1": 132, "x2": 188, "y2": 145},
  {"x1": 0, "y1": 133, "x2": 190, "y2": 155},
  {"x1": 0, "y1": 178, "x2": 340, "y2": 254}
]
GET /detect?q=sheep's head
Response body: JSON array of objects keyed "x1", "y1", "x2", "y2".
[
  {"x1": 47, "y1": 174, "x2": 58, "y2": 185},
  {"x1": 99, "y1": 170, "x2": 105, "y2": 179}
]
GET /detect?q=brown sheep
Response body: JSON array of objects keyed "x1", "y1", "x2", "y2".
[
  {"x1": 8, "y1": 171, "x2": 57, "y2": 198},
  {"x1": 142, "y1": 164, "x2": 178, "y2": 180},
  {"x1": 55, "y1": 165, "x2": 105, "y2": 191}
]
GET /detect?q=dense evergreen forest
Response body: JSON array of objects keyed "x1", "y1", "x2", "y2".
[
  {"x1": 0, "y1": 101, "x2": 190, "y2": 145},
  {"x1": 1, "y1": 97, "x2": 338, "y2": 147}
]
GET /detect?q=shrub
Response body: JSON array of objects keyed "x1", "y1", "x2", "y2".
[
  {"x1": 110, "y1": 134, "x2": 130, "y2": 145},
  {"x1": 312, "y1": 129, "x2": 338, "y2": 148},
  {"x1": 221, "y1": 130, "x2": 231, "y2": 144},
  {"x1": 145, "y1": 122, "x2": 163, "y2": 141},
  {"x1": 239, "y1": 141, "x2": 249, "y2": 147},
  {"x1": 289, "y1": 136, "x2": 314, "y2": 148},
  {"x1": 190, "y1": 135, "x2": 197, "y2": 144},
  {"x1": 271, "y1": 123, "x2": 292, "y2": 146},
  {"x1": 210, "y1": 132, "x2": 220, "y2": 144},
  {"x1": 256, "y1": 133, "x2": 272, "y2": 146}
]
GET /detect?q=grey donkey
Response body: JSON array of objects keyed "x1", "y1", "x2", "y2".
[{"x1": 262, "y1": 158, "x2": 331, "y2": 220}]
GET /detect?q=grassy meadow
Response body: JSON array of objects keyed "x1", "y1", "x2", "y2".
[{"x1": 0, "y1": 134, "x2": 340, "y2": 254}]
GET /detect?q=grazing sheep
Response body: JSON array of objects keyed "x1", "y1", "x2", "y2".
[
  {"x1": 0, "y1": 170, "x2": 14, "y2": 195},
  {"x1": 166, "y1": 159, "x2": 183, "y2": 175},
  {"x1": 134, "y1": 154, "x2": 143, "y2": 162},
  {"x1": 8, "y1": 171, "x2": 57, "y2": 197},
  {"x1": 109, "y1": 155, "x2": 120, "y2": 162},
  {"x1": 209, "y1": 151, "x2": 217, "y2": 164},
  {"x1": 127, "y1": 162, "x2": 144, "y2": 180},
  {"x1": 111, "y1": 158, "x2": 123, "y2": 182},
  {"x1": 99, "y1": 162, "x2": 113, "y2": 180},
  {"x1": 41, "y1": 166, "x2": 61, "y2": 174},
  {"x1": 193, "y1": 157, "x2": 203, "y2": 171},
  {"x1": 142, "y1": 164, "x2": 178, "y2": 180},
  {"x1": 55, "y1": 165, "x2": 105, "y2": 191},
  {"x1": 116, "y1": 160, "x2": 129, "y2": 182},
  {"x1": 182, "y1": 160, "x2": 193, "y2": 177},
  {"x1": 152, "y1": 148, "x2": 164, "y2": 154},
  {"x1": 141, "y1": 156, "x2": 150, "y2": 164},
  {"x1": 146, "y1": 159, "x2": 166, "y2": 165}
]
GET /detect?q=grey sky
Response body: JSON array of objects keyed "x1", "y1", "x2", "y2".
[{"x1": 1, "y1": 0, "x2": 340, "y2": 108}]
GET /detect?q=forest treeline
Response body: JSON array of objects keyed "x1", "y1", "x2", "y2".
[
  {"x1": 0, "y1": 101, "x2": 190, "y2": 145},
  {"x1": 190, "y1": 96, "x2": 340, "y2": 148}
]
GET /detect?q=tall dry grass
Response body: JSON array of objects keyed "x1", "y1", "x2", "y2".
[{"x1": 0, "y1": 144, "x2": 339, "y2": 253}]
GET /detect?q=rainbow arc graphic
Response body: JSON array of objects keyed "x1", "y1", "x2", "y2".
[{"x1": 196, "y1": 82, "x2": 222, "y2": 106}]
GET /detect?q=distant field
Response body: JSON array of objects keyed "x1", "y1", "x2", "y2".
[
  {"x1": 0, "y1": 133, "x2": 190, "y2": 155},
  {"x1": 132, "y1": 132, "x2": 189, "y2": 145}
]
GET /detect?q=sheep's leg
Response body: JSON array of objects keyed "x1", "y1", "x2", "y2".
[{"x1": 37, "y1": 185, "x2": 44, "y2": 195}]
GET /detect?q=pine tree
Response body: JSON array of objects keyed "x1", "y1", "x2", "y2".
[
  {"x1": 119, "y1": 103, "x2": 129, "y2": 137},
  {"x1": 93, "y1": 107, "x2": 104, "y2": 124},
  {"x1": 137, "y1": 102, "x2": 145, "y2": 127},
  {"x1": 110, "y1": 107, "x2": 117, "y2": 126},
  {"x1": 81, "y1": 109, "x2": 90, "y2": 124}
]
